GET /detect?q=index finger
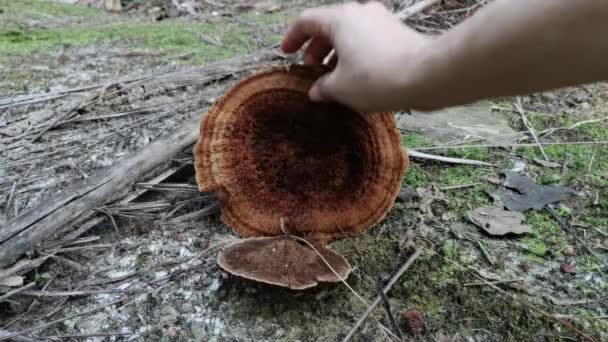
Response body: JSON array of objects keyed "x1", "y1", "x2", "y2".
[{"x1": 281, "y1": 8, "x2": 336, "y2": 54}]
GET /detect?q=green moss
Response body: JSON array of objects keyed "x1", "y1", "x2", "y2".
[
  {"x1": 403, "y1": 164, "x2": 430, "y2": 187},
  {"x1": 519, "y1": 144, "x2": 607, "y2": 187},
  {"x1": 521, "y1": 211, "x2": 568, "y2": 262},
  {"x1": 331, "y1": 235, "x2": 403, "y2": 292},
  {"x1": 0, "y1": 0, "x2": 100, "y2": 31},
  {"x1": 402, "y1": 132, "x2": 428, "y2": 148},
  {"x1": 514, "y1": 109, "x2": 608, "y2": 187},
  {"x1": 526, "y1": 112, "x2": 551, "y2": 132},
  {"x1": 443, "y1": 147, "x2": 489, "y2": 161},
  {"x1": 134, "y1": 254, "x2": 148, "y2": 270},
  {"x1": 0, "y1": 21, "x2": 245, "y2": 61},
  {"x1": 416, "y1": 294, "x2": 443, "y2": 317},
  {"x1": 525, "y1": 241, "x2": 548, "y2": 262},
  {"x1": 34, "y1": 270, "x2": 52, "y2": 286},
  {"x1": 439, "y1": 166, "x2": 485, "y2": 187},
  {"x1": 431, "y1": 263, "x2": 457, "y2": 283},
  {"x1": 5, "y1": 0, "x2": 98, "y2": 17},
  {"x1": 441, "y1": 240, "x2": 458, "y2": 258},
  {"x1": 557, "y1": 115, "x2": 608, "y2": 140},
  {"x1": 391, "y1": 255, "x2": 581, "y2": 340},
  {"x1": 436, "y1": 165, "x2": 493, "y2": 216},
  {"x1": 0, "y1": 3, "x2": 287, "y2": 65}
]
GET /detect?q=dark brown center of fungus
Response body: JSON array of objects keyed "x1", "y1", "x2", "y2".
[{"x1": 240, "y1": 90, "x2": 370, "y2": 211}]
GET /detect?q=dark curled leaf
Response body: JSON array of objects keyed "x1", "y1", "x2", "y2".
[{"x1": 491, "y1": 171, "x2": 571, "y2": 212}]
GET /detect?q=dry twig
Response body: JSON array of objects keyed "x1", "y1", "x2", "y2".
[
  {"x1": 464, "y1": 278, "x2": 524, "y2": 286},
  {"x1": 41, "y1": 331, "x2": 131, "y2": 339},
  {"x1": 440, "y1": 182, "x2": 483, "y2": 190},
  {"x1": 0, "y1": 287, "x2": 146, "y2": 298},
  {"x1": 376, "y1": 279, "x2": 403, "y2": 340},
  {"x1": 514, "y1": 97, "x2": 549, "y2": 161},
  {"x1": 0, "y1": 283, "x2": 36, "y2": 303},
  {"x1": 0, "y1": 330, "x2": 42, "y2": 342},
  {"x1": 414, "y1": 140, "x2": 608, "y2": 151},
  {"x1": 342, "y1": 248, "x2": 423, "y2": 342},
  {"x1": 409, "y1": 149, "x2": 494, "y2": 167}
]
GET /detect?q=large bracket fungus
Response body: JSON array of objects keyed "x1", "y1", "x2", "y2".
[{"x1": 194, "y1": 65, "x2": 408, "y2": 289}]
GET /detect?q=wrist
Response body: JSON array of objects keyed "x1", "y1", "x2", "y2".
[{"x1": 397, "y1": 33, "x2": 458, "y2": 111}]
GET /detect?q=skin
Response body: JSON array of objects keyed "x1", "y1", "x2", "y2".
[{"x1": 281, "y1": 0, "x2": 608, "y2": 112}]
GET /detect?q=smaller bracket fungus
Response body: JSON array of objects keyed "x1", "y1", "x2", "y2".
[
  {"x1": 194, "y1": 64, "x2": 408, "y2": 289},
  {"x1": 218, "y1": 236, "x2": 351, "y2": 290}
]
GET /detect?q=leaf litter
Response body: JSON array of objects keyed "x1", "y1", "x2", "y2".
[
  {"x1": 467, "y1": 206, "x2": 532, "y2": 236},
  {"x1": 491, "y1": 171, "x2": 572, "y2": 212}
]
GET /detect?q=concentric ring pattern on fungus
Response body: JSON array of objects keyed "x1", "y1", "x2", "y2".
[{"x1": 193, "y1": 65, "x2": 408, "y2": 243}]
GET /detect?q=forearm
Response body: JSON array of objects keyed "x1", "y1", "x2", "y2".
[{"x1": 408, "y1": 0, "x2": 608, "y2": 109}]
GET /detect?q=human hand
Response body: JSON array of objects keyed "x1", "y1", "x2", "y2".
[{"x1": 281, "y1": 1, "x2": 433, "y2": 112}]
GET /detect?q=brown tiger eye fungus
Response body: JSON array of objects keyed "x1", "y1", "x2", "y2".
[
  {"x1": 193, "y1": 65, "x2": 408, "y2": 242},
  {"x1": 218, "y1": 236, "x2": 351, "y2": 290}
]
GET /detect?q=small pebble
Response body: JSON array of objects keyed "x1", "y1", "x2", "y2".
[
  {"x1": 563, "y1": 246, "x2": 575, "y2": 256},
  {"x1": 560, "y1": 263, "x2": 577, "y2": 274},
  {"x1": 166, "y1": 326, "x2": 178, "y2": 338}
]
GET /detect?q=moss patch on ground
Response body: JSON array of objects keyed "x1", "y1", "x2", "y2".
[
  {"x1": 393, "y1": 251, "x2": 581, "y2": 341},
  {"x1": 0, "y1": 0, "x2": 101, "y2": 31},
  {"x1": 0, "y1": 0, "x2": 289, "y2": 65},
  {"x1": 2, "y1": 21, "x2": 246, "y2": 63},
  {"x1": 392, "y1": 100, "x2": 607, "y2": 339}
]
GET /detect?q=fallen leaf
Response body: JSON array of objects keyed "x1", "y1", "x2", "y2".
[
  {"x1": 483, "y1": 174, "x2": 502, "y2": 185},
  {"x1": 560, "y1": 263, "x2": 577, "y2": 274},
  {"x1": 475, "y1": 268, "x2": 502, "y2": 281},
  {"x1": 467, "y1": 206, "x2": 532, "y2": 235},
  {"x1": 545, "y1": 295, "x2": 592, "y2": 306},
  {"x1": 492, "y1": 171, "x2": 571, "y2": 212},
  {"x1": 0, "y1": 275, "x2": 24, "y2": 287},
  {"x1": 533, "y1": 159, "x2": 561, "y2": 168},
  {"x1": 401, "y1": 309, "x2": 424, "y2": 335}
]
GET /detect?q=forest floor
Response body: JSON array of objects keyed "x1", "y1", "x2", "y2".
[{"x1": 0, "y1": 1, "x2": 607, "y2": 341}]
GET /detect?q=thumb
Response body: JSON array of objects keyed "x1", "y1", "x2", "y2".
[{"x1": 309, "y1": 70, "x2": 338, "y2": 102}]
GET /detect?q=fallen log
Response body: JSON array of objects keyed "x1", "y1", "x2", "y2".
[{"x1": 0, "y1": 117, "x2": 200, "y2": 267}]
